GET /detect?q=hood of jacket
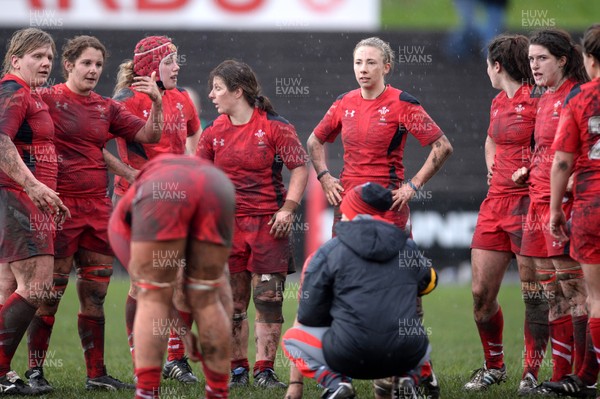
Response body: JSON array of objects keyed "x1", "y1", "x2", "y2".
[{"x1": 334, "y1": 215, "x2": 408, "y2": 262}]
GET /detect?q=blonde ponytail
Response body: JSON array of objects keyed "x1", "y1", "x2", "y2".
[{"x1": 113, "y1": 59, "x2": 135, "y2": 96}]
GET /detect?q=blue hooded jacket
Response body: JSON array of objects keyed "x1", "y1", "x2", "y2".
[{"x1": 297, "y1": 215, "x2": 437, "y2": 379}]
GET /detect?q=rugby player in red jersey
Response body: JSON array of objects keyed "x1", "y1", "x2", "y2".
[
  {"x1": 308, "y1": 36, "x2": 452, "y2": 231},
  {"x1": 22, "y1": 35, "x2": 162, "y2": 392},
  {"x1": 464, "y1": 34, "x2": 547, "y2": 394},
  {"x1": 512, "y1": 29, "x2": 591, "y2": 388},
  {"x1": 0, "y1": 28, "x2": 69, "y2": 396},
  {"x1": 542, "y1": 24, "x2": 600, "y2": 398},
  {"x1": 198, "y1": 60, "x2": 308, "y2": 389},
  {"x1": 300, "y1": 36, "x2": 452, "y2": 399},
  {"x1": 110, "y1": 35, "x2": 203, "y2": 384},
  {"x1": 109, "y1": 154, "x2": 235, "y2": 399}
]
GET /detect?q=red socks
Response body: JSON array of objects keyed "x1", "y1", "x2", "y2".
[
  {"x1": 0, "y1": 293, "x2": 37, "y2": 375},
  {"x1": 135, "y1": 366, "x2": 161, "y2": 399},
  {"x1": 253, "y1": 360, "x2": 274, "y2": 376},
  {"x1": 476, "y1": 307, "x2": 504, "y2": 369},
  {"x1": 203, "y1": 364, "x2": 229, "y2": 399},
  {"x1": 231, "y1": 358, "x2": 249, "y2": 371},
  {"x1": 78, "y1": 314, "x2": 106, "y2": 378},
  {"x1": 549, "y1": 315, "x2": 574, "y2": 381},
  {"x1": 577, "y1": 318, "x2": 600, "y2": 386},
  {"x1": 27, "y1": 315, "x2": 55, "y2": 369},
  {"x1": 167, "y1": 311, "x2": 192, "y2": 362},
  {"x1": 572, "y1": 315, "x2": 588, "y2": 374},
  {"x1": 125, "y1": 295, "x2": 137, "y2": 363}
]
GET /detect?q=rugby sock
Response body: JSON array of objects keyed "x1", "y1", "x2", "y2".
[
  {"x1": 253, "y1": 360, "x2": 274, "y2": 375},
  {"x1": 577, "y1": 319, "x2": 600, "y2": 385},
  {"x1": 573, "y1": 314, "x2": 588, "y2": 373},
  {"x1": 231, "y1": 358, "x2": 249, "y2": 371},
  {"x1": 125, "y1": 295, "x2": 137, "y2": 362},
  {"x1": 315, "y1": 365, "x2": 345, "y2": 392},
  {"x1": 549, "y1": 315, "x2": 574, "y2": 381},
  {"x1": 78, "y1": 314, "x2": 106, "y2": 378},
  {"x1": 135, "y1": 366, "x2": 161, "y2": 399},
  {"x1": 420, "y1": 360, "x2": 432, "y2": 379},
  {"x1": 0, "y1": 293, "x2": 36, "y2": 376},
  {"x1": 476, "y1": 307, "x2": 504, "y2": 369},
  {"x1": 167, "y1": 310, "x2": 192, "y2": 362},
  {"x1": 27, "y1": 315, "x2": 55, "y2": 369},
  {"x1": 202, "y1": 364, "x2": 228, "y2": 399},
  {"x1": 522, "y1": 295, "x2": 549, "y2": 378}
]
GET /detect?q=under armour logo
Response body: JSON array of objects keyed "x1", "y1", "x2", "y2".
[
  {"x1": 143, "y1": 110, "x2": 149, "y2": 118},
  {"x1": 552, "y1": 241, "x2": 562, "y2": 248},
  {"x1": 55, "y1": 101, "x2": 68, "y2": 110},
  {"x1": 345, "y1": 109, "x2": 355, "y2": 118},
  {"x1": 213, "y1": 138, "x2": 224, "y2": 146},
  {"x1": 35, "y1": 101, "x2": 42, "y2": 109}
]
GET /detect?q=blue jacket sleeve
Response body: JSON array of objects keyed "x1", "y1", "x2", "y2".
[{"x1": 297, "y1": 246, "x2": 334, "y2": 327}]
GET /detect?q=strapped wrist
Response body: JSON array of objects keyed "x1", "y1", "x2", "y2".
[{"x1": 317, "y1": 170, "x2": 330, "y2": 181}]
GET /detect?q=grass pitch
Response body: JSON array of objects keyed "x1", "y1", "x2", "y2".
[{"x1": 9, "y1": 278, "x2": 552, "y2": 398}]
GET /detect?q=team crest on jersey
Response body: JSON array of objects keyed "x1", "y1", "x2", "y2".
[
  {"x1": 552, "y1": 101, "x2": 561, "y2": 117},
  {"x1": 344, "y1": 109, "x2": 355, "y2": 118},
  {"x1": 176, "y1": 102, "x2": 184, "y2": 118},
  {"x1": 255, "y1": 129, "x2": 266, "y2": 146},
  {"x1": 96, "y1": 105, "x2": 106, "y2": 119},
  {"x1": 515, "y1": 104, "x2": 524, "y2": 118},
  {"x1": 55, "y1": 101, "x2": 68, "y2": 110},
  {"x1": 213, "y1": 138, "x2": 225, "y2": 147},
  {"x1": 35, "y1": 101, "x2": 42, "y2": 109},
  {"x1": 36, "y1": 230, "x2": 47, "y2": 242},
  {"x1": 377, "y1": 106, "x2": 390, "y2": 122}
]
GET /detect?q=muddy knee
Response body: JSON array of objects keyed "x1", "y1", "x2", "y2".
[
  {"x1": 556, "y1": 267, "x2": 587, "y2": 317},
  {"x1": 253, "y1": 273, "x2": 285, "y2": 324},
  {"x1": 41, "y1": 272, "x2": 70, "y2": 309}
]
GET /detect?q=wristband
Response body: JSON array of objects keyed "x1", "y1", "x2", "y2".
[
  {"x1": 317, "y1": 170, "x2": 330, "y2": 181},
  {"x1": 407, "y1": 180, "x2": 420, "y2": 192}
]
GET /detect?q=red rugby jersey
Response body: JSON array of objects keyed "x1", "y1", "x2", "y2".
[
  {"x1": 0, "y1": 74, "x2": 57, "y2": 190},
  {"x1": 113, "y1": 87, "x2": 201, "y2": 196},
  {"x1": 313, "y1": 85, "x2": 443, "y2": 192},
  {"x1": 552, "y1": 78, "x2": 600, "y2": 204},
  {"x1": 42, "y1": 83, "x2": 145, "y2": 197},
  {"x1": 198, "y1": 108, "x2": 307, "y2": 217},
  {"x1": 529, "y1": 79, "x2": 578, "y2": 203},
  {"x1": 487, "y1": 84, "x2": 539, "y2": 196}
]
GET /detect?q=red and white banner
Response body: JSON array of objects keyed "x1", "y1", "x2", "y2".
[{"x1": 2, "y1": 0, "x2": 380, "y2": 30}]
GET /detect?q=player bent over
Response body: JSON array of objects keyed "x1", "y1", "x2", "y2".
[{"x1": 108, "y1": 154, "x2": 235, "y2": 399}]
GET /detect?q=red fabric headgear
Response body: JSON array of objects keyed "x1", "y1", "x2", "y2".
[
  {"x1": 340, "y1": 182, "x2": 393, "y2": 221},
  {"x1": 133, "y1": 36, "x2": 177, "y2": 79}
]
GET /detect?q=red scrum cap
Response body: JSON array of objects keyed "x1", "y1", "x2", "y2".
[
  {"x1": 340, "y1": 182, "x2": 393, "y2": 221},
  {"x1": 133, "y1": 36, "x2": 177, "y2": 78}
]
